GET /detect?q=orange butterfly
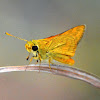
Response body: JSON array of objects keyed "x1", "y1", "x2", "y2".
[{"x1": 5, "y1": 25, "x2": 85, "y2": 68}]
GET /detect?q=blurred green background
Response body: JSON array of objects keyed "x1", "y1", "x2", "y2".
[{"x1": 0, "y1": 0, "x2": 100, "y2": 100}]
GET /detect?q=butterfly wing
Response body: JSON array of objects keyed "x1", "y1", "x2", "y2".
[{"x1": 45, "y1": 25, "x2": 85, "y2": 57}]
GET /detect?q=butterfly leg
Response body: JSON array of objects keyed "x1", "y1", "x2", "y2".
[
  {"x1": 28, "y1": 51, "x2": 39, "y2": 64},
  {"x1": 26, "y1": 53, "x2": 35, "y2": 64},
  {"x1": 29, "y1": 56, "x2": 34, "y2": 64},
  {"x1": 25, "y1": 53, "x2": 32, "y2": 71},
  {"x1": 38, "y1": 52, "x2": 42, "y2": 72},
  {"x1": 48, "y1": 57, "x2": 52, "y2": 70},
  {"x1": 34, "y1": 60, "x2": 38, "y2": 65},
  {"x1": 26, "y1": 53, "x2": 30, "y2": 60}
]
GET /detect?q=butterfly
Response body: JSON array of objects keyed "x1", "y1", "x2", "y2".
[{"x1": 5, "y1": 25, "x2": 85, "y2": 68}]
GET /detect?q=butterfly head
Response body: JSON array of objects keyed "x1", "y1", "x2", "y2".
[{"x1": 25, "y1": 41, "x2": 38, "y2": 53}]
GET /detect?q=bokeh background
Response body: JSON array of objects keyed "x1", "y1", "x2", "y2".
[{"x1": 0, "y1": 0, "x2": 100, "y2": 100}]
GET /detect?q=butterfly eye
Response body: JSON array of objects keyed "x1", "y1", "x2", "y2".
[{"x1": 32, "y1": 46, "x2": 38, "y2": 51}]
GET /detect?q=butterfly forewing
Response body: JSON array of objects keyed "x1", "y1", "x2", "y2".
[{"x1": 45, "y1": 25, "x2": 85, "y2": 57}]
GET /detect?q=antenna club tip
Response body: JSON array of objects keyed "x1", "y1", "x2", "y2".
[
  {"x1": 5, "y1": 32, "x2": 28, "y2": 42},
  {"x1": 5, "y1": 32, "x2": 7, "y2": 34},
  {"x1": 5, "y1": 32, "x2": 13, "y2": 36},
  {"x1": 5, "y1": 32, "x2": 9, "y2": 35}
]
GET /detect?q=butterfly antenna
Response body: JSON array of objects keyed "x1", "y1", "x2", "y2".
[{"x1": 5, "y1": 32, "x2": 28, "y2": 42}]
